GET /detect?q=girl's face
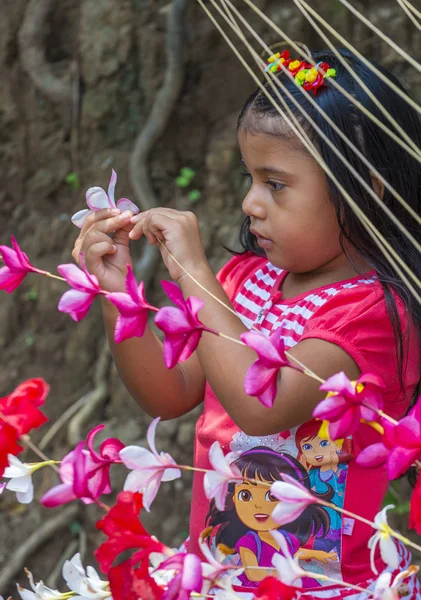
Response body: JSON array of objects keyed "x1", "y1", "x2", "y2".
[
  {"x1": 300, "y1": 435, "x2": 337, "y2": 467},
  {"x1": 233, "y1": 479, "x2": 280, "y2": 531},
  {"x1": 238, "y1": 128, "x2": 343, "y2": 273}
]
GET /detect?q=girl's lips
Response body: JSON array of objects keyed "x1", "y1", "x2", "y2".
[
  {"x1": 254, "y1": 513, "x2": 269, "y2": 523},
  {"x1": 255, "y1": 235, "x2": 273, "y2": 249},
  {"x1": 315, "y1": 455, "x2": 324, "y2": 462}
]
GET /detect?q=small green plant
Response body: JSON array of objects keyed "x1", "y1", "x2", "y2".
[
  {"x1": 26, "y1": 289, "x2": 38, "y2": 302},
  {"x1": 175, "y1": 167, "x2": 201, "y2": 203},
  {"x1": 65, "y1": 171, "x2": 80, "y2": 192}
]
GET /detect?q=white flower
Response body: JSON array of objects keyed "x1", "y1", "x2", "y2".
[
  {"x1": 270, "y1": 474, "x2": 315, "y2": 526},
  {"x1": 373, "y1": 566, "x2": 419, "y2": 600},
  {"x1": 3, "y1": 455, "x2": 35, "y2": 504},
  {"x1": 17, "y1": 569, "x2": 67, "y2": 600},
  {"x1": 203, "y1": 442, "x2": 242, "y2": 511},
  {"x1": 119, "y1": 418, "x2": 181, "y2": 511},
  {"x1": 62, "y1": 553, "x2": 112, "y2": 599},
  {"x1": 368, "y1": 506, "x2": 400, "y2": 575},
  {"x1": 271, "y1": 529, "x2": 307, "y2": 588}
]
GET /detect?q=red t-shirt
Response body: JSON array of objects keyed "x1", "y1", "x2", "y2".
[{"x1": 189, "y1": 253, "x2": 421, "y2": 595}]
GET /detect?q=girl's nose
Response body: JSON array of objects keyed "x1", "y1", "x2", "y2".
[{"x1": 242, "y1": 186, "x2": 266, "y2": 221}]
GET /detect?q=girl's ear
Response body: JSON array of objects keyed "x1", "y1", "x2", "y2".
[{"x1": 370, "y1": 172, "x2": 385, "y2": 200}]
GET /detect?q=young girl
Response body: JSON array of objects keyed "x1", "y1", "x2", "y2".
[
  {"x1": 206, "y1": 447, "x2": 336, "y2": 589},
  {"x1": 72, "y1": 48, "x2": 421, "y2": 597}
]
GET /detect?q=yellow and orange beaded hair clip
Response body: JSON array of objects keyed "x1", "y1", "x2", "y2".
[{"x1": 264, "y1": 50, "x2": 337, "y2": 95}]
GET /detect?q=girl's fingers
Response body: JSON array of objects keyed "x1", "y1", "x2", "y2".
[
  {"x1": 129, "y1": 210, "x2": 175, "y2": 242},
  {"x1": 85, "y1": 241, "x2": 117, "y2": 263},
  {"x1": 95, "y1": 210, "x2": 133, "y2": 235},
  {"x1": 79, "y1": 208, "x2": 121, "y2": 237}
]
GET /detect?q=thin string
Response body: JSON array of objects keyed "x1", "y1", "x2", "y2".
[
  {"x1": 337, "y1": 0, "x2": 421, "y2": 72},
  {"x1": 222, "y1": 0, "x2": 421, "y2": 238},
  {"x1": 396, "y1": 0, "x2": 421, "y2": 29},
  {"x1": 402, "y1": 0, "x2": 421, "y2": 20},
  {"x1": 242, "y1": 0, "x2": 421, "y2": 161},
  {"x1": 207, "y1": 0, "x2": 421, "y2": 300}
]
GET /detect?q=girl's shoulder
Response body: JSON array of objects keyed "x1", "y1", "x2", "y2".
[{"x1": 217, "y1": 252, "x2": 269, "y2": 300}]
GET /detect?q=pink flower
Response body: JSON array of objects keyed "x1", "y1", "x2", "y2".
[
  {"x1": 357, "y1": 399, "x2": 421, "y2": 479},
  {"x1": 105, "y1": 266, "x2": 158, "y2": 343},
  {"x1": 240, "y1": 329, "x2": 303, "y2": 408},
  {"x1": 270, "y1": 473, "x2": 316, "y2": 525},
  {"x1": 203, "y1": 442, "x2": 242, "y2": 511},
  {"x1": 156, "y1": 553, "x2": 203, "y2": 600},
  {"x1": 314, "y1": 372, "x2": 385, "y2": 440},
  {"x1": 119, "y1": 417, "x2": 181, "y2": 511},
  {"x1": 41, "y1": 425, "x2": 124, "y2": 507},
  {"x1": 71, "y1": 170, "x2": 140, "y2": 228},
  {"x1": 0, "y1": 236, "x2": 45, "y2": 293},
  {"x1": 154, "y1": 281, "x2": 215, "y2": 369},
  {"x1": 57, "y1": 255, "x2": 103, "y2": 321}
]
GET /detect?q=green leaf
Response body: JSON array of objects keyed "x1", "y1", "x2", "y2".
[
  {"x1": 180, "y1": 167, "x2": 196, "y2": 181},
  {"x1": 26, "y1": 289, "x2": 38, "y2": 301},
  {"x1": 65, "y1": 171, "x2": 80, "y2": 191},
  {"x1": 175, "y1": 176, "x2": 190, "y2": 188},
  {"x1": 188, "y1": 189, "x2": 201, "y2": 203},
  {"x1": 395, "y1": 501, "x2": 410, "y2": 515}
]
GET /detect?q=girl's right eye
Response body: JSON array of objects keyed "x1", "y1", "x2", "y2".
[
  {"x1": 303, "y1": 443, "x2": 313, "y2": 451},
  {"x1": 238, "y1": 489, "x2": 252, "y2": 502}
]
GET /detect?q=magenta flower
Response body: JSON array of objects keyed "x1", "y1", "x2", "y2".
[
  {"x1": 57, "y1": 255, "x2": 103, "y2": 321},
  {"x1": 105, "y1": 266, "x2": 158, "y2": 343},
  {"x1": 270, "y1": 473, "x2": 317, "y2": 525},
  {"x1": 71, "y1": 169, "x2": 140, "y2": 228},
  {"x1": 41, "y1": 425, "x2": 124, "y2": 507},
  {"x1": 154, "y1": 281, "x2": 215, "y2": 369},
  {"x1": 314, "y1": 371, "x2": 386, "y2": 440},
  {"x1": 357, "y1": 399, "x2": 421, "y2": 479},
  {"x1": 0, "y1": 236, "x2": 46, "y2": 293},
  {"x1": 240, "y1": 329, "x2": 303, "y2": 408},
  {"x1": 119, "y1": 417, "x2": 181, "y2": 511},
  {"x1": 203, "y1": 442, "x2": 242, "y2": 511},
  {"x1": 156, "y1": 553, "x2": 203, "y2": 600}
]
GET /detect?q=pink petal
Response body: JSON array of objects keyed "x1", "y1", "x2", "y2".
[
  {"x1": 208, "y1": 441, "x2": 241, "y2": 478},
  {"x1": 358, "y1": 373, "x2": 386, "y2": 389},
  {"x1": 86, "y1": 187, "x2": 113, "y2": 210},
  {"x1": 107, "y1": 170, "x2": 117, "y2": 205},
  {"x1": 57, "y1": 263, "x2": 99, "y2": 293},
  {"x1": 71, "y1": 209, "x2": 91, "y2": 228},
  {"x1": 99, "y1": 437, "x2": 125, "y2": 461},
  {"x1": 257, "y1": 377, "x2": 279, "y2": 408},
  {"x1": 244, "y1": 362, "x2": 277, "y2": 396},
  {"x1": 41, "y1": 483, "x2": 76, "y2": 507},
  {"x1": 162, "y1": 333, "x2": 190, "y2": 369},
  {"x1": 125, "y1": 266, "x2": 140, "y2": 303},
  {"x1": 106, "y1": 292, "x2": 139, "y2": 316},
  {"x1": 73, "y1": 443, "x2": 89, "y2": 498},
  {"x1": 161, "y1": 280, "x2": 185, "y2": 308},
  {"x1": 58, "y1": 289, "x2": 96, "y2": 321},
  {"x1": 356, "y1": 443, "x2": 389, "y2": 468},
  {"x1": 116, "y1": 198, "x2": 140, "y2": 214},
  {"x1": 155, "y1": 306, "x2": 193, "y2": 333},
  {"x1": 178, "y1": 330, "x2": 202, "y2": 362},
  {"x1": 0, "y1": 246, "x2": 24, "y2": 271},
  {"x1": 328, "y1": 407, "x2": 361, "y2": 440},
  {"x1": 59, "y1": 450, "x2": 77, "y2": 485},
  {"x1": 396, "y1": 416, "x2": 421, "y2": 447},
  {"x1": 185, "y1": 296, "x2": 205, "y2": 323},
  {"x1": 181, "y1": 554, "x2": 202, "y2": 593},
  {"x1": 114, "y1": 314, "x2": 148, "y2": 343},
  {"x1": 313, "y1": 395, "x2": 348, "y2": 420},
  {"x1": 11, "y1": 236, "x2": 33, "y2": 269},
  {"x1": 0, "y1": 267, "x2": 25, "y2": 293},
  {"x1": 86, "y1": 425, "x2": 105, "y2": 462},
  {"x1": 320, "y1": 371, "x2": 355, "y2": 396},
  {"x1": 388, "y1": 447, "x2": 421, "y2": 480},
  {"x1": 241, "y1": 331, "x2": 283, "y2": 367}
]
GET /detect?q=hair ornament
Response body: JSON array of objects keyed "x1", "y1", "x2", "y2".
[{"x1": 264, "y1": 51, "x2": 337, "y2": 96}]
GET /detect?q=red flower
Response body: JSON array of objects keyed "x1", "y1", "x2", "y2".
[
  {"x1": 0, "y1": 378, "x2": 49, "y2": 476},
  {"x1": 95, "y1": 492, "x2": 167, "y2": 600},
  {"x1": 409, "y1": 473, "x2": 421, "y2": 535},
  {"x1": 303, "y1": 72, "x2": 325, "y2": 95},
  {"x1": 254, "y1": 576, "x2": 301, "y2": 600}
]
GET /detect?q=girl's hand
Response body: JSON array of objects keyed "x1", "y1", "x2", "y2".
[
  {"x1": 129, "y1": 208, "x2": 208, "y2": 282},
  {"x1": 72, "y1": 208, "x2": 134, "y2": 292}
]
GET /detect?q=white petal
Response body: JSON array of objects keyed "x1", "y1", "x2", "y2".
[
  {"x1": 143, "y1": 476, "x2": 162, "y2": 512},
  {"x1": 271, "y1": 481, "x2": 313, "y2": 502},
  {"x1": 369, "y1": 534, "x2": 380, "y2": 575},
  {"x1": 379, "y1": 536, "x2": 400, "y2": 570},
  {"x1": 161, "y1": 466, "x2": 182, "y2": 482},
  {"x1": 71, "y1": 209, "x2": 91, "y2": 228},
  {"x1": 63, "y1": 558, "x2": 84, "y2": 594},
  {"x1": 119, "y1": 446, "x2": 160, "y2": 471},
  {"x1": 16, "y1": 586, "x2": 36, "y2": 600},
  {"x1": 374, "y1": 505, "x2": 394, "y2": 529},
  {"x1": 123, "y1": 469, "x2": 151, "y2": 492},
  {"x1": 6, "y1": 474, "x2": 32, "y2": 493},
  {"x1": 4, "y1": 465, "x2": 29, "y2": 478},
  {"x1": 86, "y1": 187, "x2": 112, "y2": 210},
  {"x1": 147, "y1": 418, "x2": 161, "y2": 457},
  {"x1": 16, "y1": 480, "x2": 34, "y2": 504}
]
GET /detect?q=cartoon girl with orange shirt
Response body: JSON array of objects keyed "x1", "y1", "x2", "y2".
[
  {"x1": 206, "y1": 447, "x2": 338, "y2": 589},
  {"x1": 295, "y1": 420, "x2": 352, "y2": 554}
]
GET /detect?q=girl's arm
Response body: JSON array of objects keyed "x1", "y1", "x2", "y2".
[
  {"x1": 130, "y1": 208, "x2": 361, "y2": 436},
  {"x1": 102, "y1": 299, "x2": 206, "y2": 420}
]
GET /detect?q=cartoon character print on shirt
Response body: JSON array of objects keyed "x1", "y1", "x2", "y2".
[
  {"x1": 295, "y1": 421, "x2": 352, "y2": 557},
  {"x1": 206, "y1": 447, "x2": 338, "y2": 589}
]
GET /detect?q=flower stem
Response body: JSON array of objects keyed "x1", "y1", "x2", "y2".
[{"x1": 21, "y1": 435, "x2": 60, "y2": 473}]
